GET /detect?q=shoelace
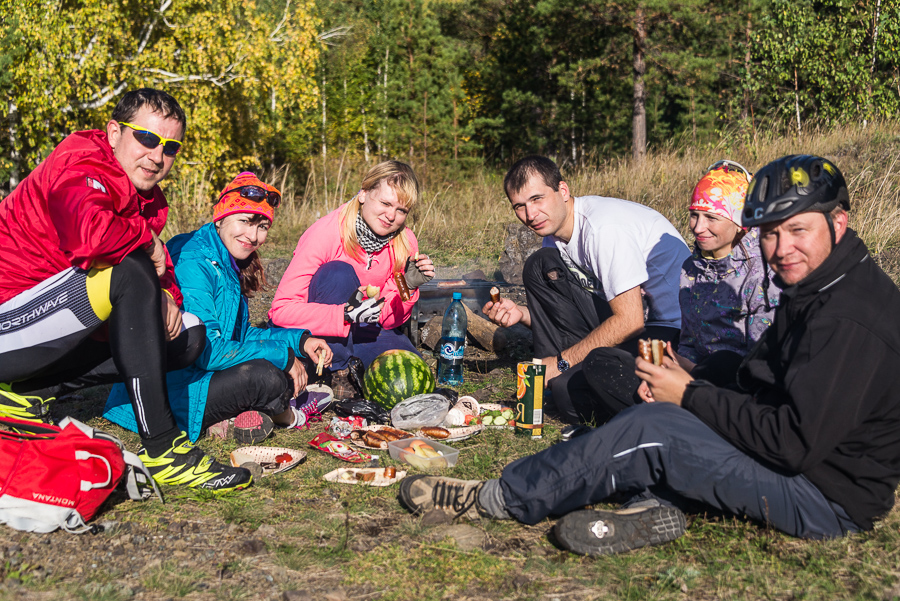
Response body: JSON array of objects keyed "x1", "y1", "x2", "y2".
[
  {"x1": 297, "y1": 399, "x2": 324, "y2": 424},
  {"x1": 431, "y1": 481, "x2": 478, "y2": 519}
]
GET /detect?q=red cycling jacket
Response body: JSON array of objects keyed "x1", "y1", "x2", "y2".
[{"x1": 0, "y1": 130, "x2": 182, "y2": 305}]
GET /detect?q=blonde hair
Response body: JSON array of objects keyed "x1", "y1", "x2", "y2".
[{"x1": 339, "y1": 160, "x2": 421, "y2": 271}]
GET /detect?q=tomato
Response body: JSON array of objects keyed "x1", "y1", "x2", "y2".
[{"x1": 275, "y1": 453, "x2": 293, "y2": 464}]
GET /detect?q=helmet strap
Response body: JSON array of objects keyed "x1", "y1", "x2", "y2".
[{"x1": 824, "y1": 211, "x2": 836, "y2": 249}]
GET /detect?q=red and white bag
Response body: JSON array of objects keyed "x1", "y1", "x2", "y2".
[{"x1": 0, "y1": 416, "x2": 162, "y2": 534}]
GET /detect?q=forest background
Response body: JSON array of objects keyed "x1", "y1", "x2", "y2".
[{"x1": 1, "y1": 0, "x2": 899, "y2": 257}]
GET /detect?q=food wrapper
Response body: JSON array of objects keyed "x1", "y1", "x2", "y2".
[
  {"x1": 329, "y1": 416, "x2": 368, "y2": 439},
  {"x1": 309, "y1": 432, "x2": 372, "y2": 463}
]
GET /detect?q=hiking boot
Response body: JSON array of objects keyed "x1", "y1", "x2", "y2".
[
  {"x1": 553, "y1": 505, "x2": 686, "y2": 556},
  {"x1": 138, "y1": 433, "x2": 253, "y2": 494},
  {"x1": 232, "y1": 411, "x2": 275, "y2": 444},
  {"x1": 399, "y1": 475, "x2": 486, "y2": 520},
  {"x1": 0, "y1": 384, "x2": 53, "y2": 425}
]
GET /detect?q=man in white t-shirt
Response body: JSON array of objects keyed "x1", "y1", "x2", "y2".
[{"x1": 484, "y1": 156, "x2": 690, "y2": 423}]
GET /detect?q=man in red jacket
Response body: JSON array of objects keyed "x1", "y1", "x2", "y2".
[{"x1": 0, "y1": 88, "x2": 252, "y2": 494}]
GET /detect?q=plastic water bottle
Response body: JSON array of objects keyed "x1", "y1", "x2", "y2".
[{"x1": 437, "y1": 292, "x2": 466, "y2": 385}]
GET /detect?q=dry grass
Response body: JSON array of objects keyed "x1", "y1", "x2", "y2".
[{"x1": 162, "y1": 120, "x2": 900, "y2": 266}]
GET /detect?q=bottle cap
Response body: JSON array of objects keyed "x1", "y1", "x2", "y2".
[{"x1": 452, "y1": 292, "x2": 462, "y2": 300}]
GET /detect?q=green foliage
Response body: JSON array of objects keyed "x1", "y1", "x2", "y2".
[{"x1": 0, "y1": 0, "x2": 321, "y2": 189}]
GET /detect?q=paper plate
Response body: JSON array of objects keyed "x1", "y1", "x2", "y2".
[
  {"x1": 479, "y1": 403, "x2": 516, "y2": 429},
  {"x1": 229, "y1": 446, "x2": 306, "y2": 477},
  {"x1": 323, "y1": 467, "x2": 407, "y2": 487},
  {"x1": 348, "y1": 425, "x2": 415, "y2": 450}
]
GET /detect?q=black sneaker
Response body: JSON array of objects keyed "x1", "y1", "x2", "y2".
[
  {"x1": 554, "y1": 505, "x2": 686, "y2": 556},
  {"x1": 0, "y1": 384, "x2": 53, "y2": 426},
  {"x1": 138, "y1": 433, "x2": 253, "y2": 494},
  {"x1": 399, "y1": 475, "x2": 485, "y2": 520}
]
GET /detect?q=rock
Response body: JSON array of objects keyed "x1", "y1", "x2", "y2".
[
  {"x1": 499, "y1": 223, "x2": 542, "y2": 285},
  {"x1": 256, "y1": 524, "x2": 277, "y2": 538},
  {"x1": 431, "y1": 524, "x2": 486, "y2": 552},
  {"x1": 241, "y1": 461, "x2": 264, "y2": 480},
  {"x1": 235, "y1": 537, "x2": 267, "y2": 556},
  {"x1": 264, "y1": 258, "x2": 291, "y2": 287}
]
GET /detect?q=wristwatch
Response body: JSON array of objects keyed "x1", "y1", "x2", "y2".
[{"x1": 557, "y1": 352, "x2": 570, "y2": 373}]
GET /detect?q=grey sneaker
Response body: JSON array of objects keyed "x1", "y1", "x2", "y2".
[
  {"x1": 554, "y1": 505, "x2": 686, "y2": 556},
  {"x1": 232, "y1": 411, "x2": 275, "y2": 444},
  {"x1": 399, "y1": 475, "x2": 486, "y2": 520}
]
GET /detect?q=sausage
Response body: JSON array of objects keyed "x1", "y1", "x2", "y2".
[
  {"x1": 490, "y1": 286, "x2": 501, "y2": 304},
  {"x1": 394, "y1": 271, "x2": 412, "y2": 301},
  {"x1": 384, "y1": 466, "x2": 396, "y2": 479},
  {"x1": 362, "y1": 431, "x2": 388, "y2": 449},
  {"x1": 420, "y1": 426, "x2": 450, "y2": 439},
  {"x1": 638, "y1": 339, "x2": 652, "y2": 362},
  {"x1": 638, "y1": 339, "x2": 665, "y2": 366}
]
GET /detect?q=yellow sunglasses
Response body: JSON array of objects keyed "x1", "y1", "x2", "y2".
[{"x1": 119, "y1": 122, "x2": 183, "y2": 156}]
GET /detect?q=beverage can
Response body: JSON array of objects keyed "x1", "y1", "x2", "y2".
[{"x1": 515, "y1": 359, "x2": 545, "y2": 439}]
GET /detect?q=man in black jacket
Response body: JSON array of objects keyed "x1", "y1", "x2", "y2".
[{"x1": 398, "y1": 155, "x2": 900, "y2": 556}]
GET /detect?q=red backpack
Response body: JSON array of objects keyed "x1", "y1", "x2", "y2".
[{"x1": 0, "y1": 416, "x2": 162, "y2": 533}]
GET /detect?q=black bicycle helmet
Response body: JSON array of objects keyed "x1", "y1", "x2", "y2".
[{"x1": 742, "y1": 155, "x2": 850, "y2": 228}]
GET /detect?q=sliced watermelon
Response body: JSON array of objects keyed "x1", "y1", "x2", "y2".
[{"x1": 363, "y1": 350, "x2": 436, "y2": 410}]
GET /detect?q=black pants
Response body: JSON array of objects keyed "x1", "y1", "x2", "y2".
[
  {"x1": 522, "y1": 248, "x2": 679, "y2": 424},
  {"x1": 1, "y1": 252, "x2": 196, "y2": 443},
  {"x1": 583, "y1": 347, "x2": 747, "y2": 424},
  {"x1": 498, "y1": 403, "x2": 860, "y2": 538},
  {"x1": 200, "y1": 359, "x2": 292, "y2": 431}
]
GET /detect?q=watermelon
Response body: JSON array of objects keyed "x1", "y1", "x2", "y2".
[{"x1": 364, "y1": 350, "x2": 436, "y2": 410}]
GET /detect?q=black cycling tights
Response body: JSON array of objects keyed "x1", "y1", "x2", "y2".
[{"x1": 10, "y1": 252, "x2": 201, "y2": 452}]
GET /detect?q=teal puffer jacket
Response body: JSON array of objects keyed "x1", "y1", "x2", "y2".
[{"x1": 103, "y1": 222, "x2": 307, "y2": 441}]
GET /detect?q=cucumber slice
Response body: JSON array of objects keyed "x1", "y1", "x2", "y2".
[
  {"x1": 482, "y1": 415, "x2": 494, "y2": 425},
  {"x1": 500, "y1": 409, "x2": 514, "y2": 420},
  {"x1": 494, "y1": 417, "x2": 507, "y2": 426}
]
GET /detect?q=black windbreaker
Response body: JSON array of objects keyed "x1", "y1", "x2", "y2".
[{"x1": 682, "y1": 229, "x2": 900, "y2": 529}]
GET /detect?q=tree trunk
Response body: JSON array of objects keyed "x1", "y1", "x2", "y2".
[
  {"x1": 423, "y1": 91, "x2": 428, "y2": 171},
  {"x1": 452, "y1": 97, "x2": 458, "y2": 161},
  {"x1": 793, "y1": 67, "x2": 801, "y2": 135},
  {"x1": 8, "y1": 101, "x2": 19, "y2": 191},
  {"x1": 632, "y1": 4, "x2": 647, "y2": 163},
  {"x1": 362, "y1": 106, "x2": 370, "y2": 163}
]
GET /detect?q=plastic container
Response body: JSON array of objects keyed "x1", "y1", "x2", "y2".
[
  {"x1": 437, "y1": 292, "x2": 466, "y2": 386},
  {"x1": 388, "y1": 436, "x2": 459, "y2": 470}
]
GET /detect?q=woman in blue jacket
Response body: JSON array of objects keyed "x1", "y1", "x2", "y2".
[{"x1": 104, "y1": 173, "x2": 331, "y2": 442}]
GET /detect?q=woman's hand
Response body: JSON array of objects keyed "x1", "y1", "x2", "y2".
[
  {"x1": 304, "y1": 337, "x2": 333, "y2": 370},
  {"x1": 405, "y1": 253, "x2": 435, "y2": 289},
  {"x1": 287, "y1": 357, "x2": 308, "y2": 398},
  {"x1": 345, "y1": 287, "x2": 384, "y2": 324}
]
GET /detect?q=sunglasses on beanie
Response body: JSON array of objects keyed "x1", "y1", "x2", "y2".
[
  {"x1": 217, "y1": 185, "x2": 282, "y2": 208},
  {"x1": 118, "y1": 122, "x2": 183, "y2": 157}
]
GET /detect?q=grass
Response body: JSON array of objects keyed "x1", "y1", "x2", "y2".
[
  {"x1": 1, "y1": 366, "x2": 897, "y2": 601},
  {"x1": 5, "y1": 122, "x2": 900, "y2": 599}
]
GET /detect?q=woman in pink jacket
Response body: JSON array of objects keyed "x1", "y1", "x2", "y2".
[{"x1": 269, "y1": 161, "x2": 434, "y2": 395}]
